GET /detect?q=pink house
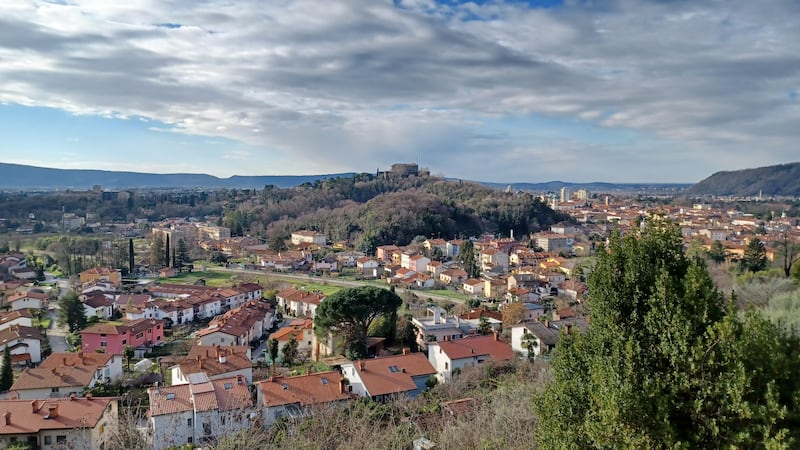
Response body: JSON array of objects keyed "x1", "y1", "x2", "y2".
[{"x1": 81, "y1": 318, "x2": 165, "y2": 354}]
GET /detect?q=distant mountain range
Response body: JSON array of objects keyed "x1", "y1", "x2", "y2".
[
  {"x1": 0, "y1": 163, "x2": 353, "y2": 190},
  {"x1": 8, "y1": 162, "x2": 795, "y2": 195},
  {"x1": 689, "y1": 162, "x2": 800, "y2": 197}
]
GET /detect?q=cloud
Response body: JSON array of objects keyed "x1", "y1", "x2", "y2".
[{"x1": 1, "y1": 0, "x2": 800, "y2": 182}]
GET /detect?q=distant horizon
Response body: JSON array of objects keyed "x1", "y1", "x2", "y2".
[
  {"x1": 0, "y1": 161, "x2": 695, "y2": 187},
  {"x1": 2, "y1": 2, "x2": 800, "y2": 184}
]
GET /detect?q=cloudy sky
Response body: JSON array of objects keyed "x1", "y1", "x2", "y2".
[{"x1": 1, "y1": 0, "x2": 798, "y2": 183}]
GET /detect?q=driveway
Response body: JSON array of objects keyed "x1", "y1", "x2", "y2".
[{"x1": 46, "y1": 305, "x2": 70, "y2": 353}]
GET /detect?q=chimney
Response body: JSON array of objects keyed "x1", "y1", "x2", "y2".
[
  {"x1": 48, "y1": 404, "x2": 59, "y2": 419},
  {"x1": 402, "y1": 347, "x2": 410, "y2": 356},
  {"x1": 359, "y1": 361, "x2": 365, "y2": 371},
  {"x1": 3, "y1": 412, "x2": 10, "y2": 425},
  {"x1": 31, "y1": 400, "x2": 38, "y2": 413},
  {"x1": 62, "y1": 356, "x2": 67, "y2": 366},
  {"x1": 493, "y1": 331, "x2": 498, "y2": 342},
  {"x1": 218, "y1": 352, "x2": 227, "y2": 365},
  {"x1": 86, "y1": 393, "x2": 92, "y2": 400},
  {"x1": 69, "y1": 393, "x2": 76, "y2": 401},
  {"x1": 432, "y1": 308, "x2": 441, "y2": 324}
]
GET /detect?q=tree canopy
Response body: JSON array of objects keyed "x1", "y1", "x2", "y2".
[
  {"x1": 57, "y1": 290, "x2": 88, "y2": 333},
  {"x1": 537, "y1": 221, "x2": 800, "y2": 448},
  {"x1": 314, "y1": 286, "x2": 402, "y2": 359}
]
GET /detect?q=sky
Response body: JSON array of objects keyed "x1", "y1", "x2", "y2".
[{"x1": 1, "y1": 0, "x2": 799, "y2": 184}]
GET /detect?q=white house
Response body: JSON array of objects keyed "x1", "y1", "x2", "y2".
[
  {"x1": 255, "y1": 371, "x2": 351, "y2": 426},
  {"x1": 428, "y1": 333, "x2": 514, "y2": 383},
  {"x1": 341, "y1": 352, "x2": 435, "y2": 402},
  {"x1": 7, "y1": 291, "x2": 48, "y2": 311},
  {"x1": 148, "y1": 373, "x2": 253, "y2": 450},
  {"x1": 509, "y1": 318, "x2": 589, "y2": 359},
  {"x1": 0, "y1": 396, "x2": 118, "y2": 450},
  {"x1": 0, "y1": 325, "x2": 44, "y2": 365},
  {"x1": 10, "y1": 352, "x2": 123, "y2": 400},
  {"x1": 171, "y1": 345, "x2": 253, "y2": 386},
  {"x1": 0, "y1": 310, "x2": 33, "y2": 332}
]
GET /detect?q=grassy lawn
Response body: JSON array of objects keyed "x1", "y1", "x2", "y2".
[
  {"x1": 427, "y1": 289, "x2": 471, "y2": 301},
  {"x1": 283, "y1": 280, "x2": 343, "y2": 296},
  {"x1": 160, "y1": 270, "x2": 234, "y2": 287}
]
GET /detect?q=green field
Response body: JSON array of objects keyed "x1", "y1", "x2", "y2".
[
  {"x1": 159, "y1": 270, "x2": 236, "y2": 287},
  {"x1": 283, "y1": 281, "x2": 343, "y2": 296}
]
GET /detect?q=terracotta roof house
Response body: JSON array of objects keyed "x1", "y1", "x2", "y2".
[
  {"x1": 11, "y1": 352, "x2": 123, "y2": 400},
  {"x1": 341, "y1": 352, "x2": 436, "y2": 401},
  {"x1": 171, "y1": 345, "x2": 253, "y2": 386},
  {"x1": 255, "y1": 371, "x2": 351, "y2": 426},
  {"x1": 0, "y1": 325, "x2": 45, "y2": 365},
  {"x1": 195, "y1": 301, "x2": 275, "y2": 347},
  {"x1": 7, "y1": 291, "x2": 48, "y2": 311},
  {"x1": 81, "y1": 318, "x2": 165, "y2": 355},
  {"x1": 0, "y1": 396, "x2": 118, "y2": 450},
  {"x1": 428, "y1": 333, "x2": 514, "y2": 382},
  {"x1": 0, "y1": 309, "x2": 33, "y2": 331},
  {"x1": 148, "y1": 373, "x2": 252, "y2": 450},
  {"x1": 510, "y1": 318, "x2": 589, "y2": 359}
]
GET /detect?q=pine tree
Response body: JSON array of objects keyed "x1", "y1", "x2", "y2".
[
  {"x1": 176, "y1": 239, "x2": 190, "y2": 272},
  {"x1": 57, "y1": 290, "x2": 88, "y2": 333},
  {"x1": 742, "y1": 237, "x2": 768, "y2": 272},
  {"x1": 537, "y1": 221, "x2": 800, "y2": 448},
  {"x1": 0, "y1": 346, "x2": 13, "y2": 391}
]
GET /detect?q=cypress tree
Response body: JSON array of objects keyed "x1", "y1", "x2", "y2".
[
  {"x1": 129, "y1": 238, "x2": 134, "y2": 274},
  {"x1": 165, "y1": 234, "x2": 170, "y2": 268},
  {"x1": 1, "y1": 346, "x2": 13, "y2": 391}
]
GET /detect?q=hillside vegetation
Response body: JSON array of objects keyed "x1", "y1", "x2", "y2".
[
  {"x1": 689, "y1": 162, "x2": 800, "y2": 196},
  {"x1": 225, "y1": 173, "x2": 570, "y2": 251}
]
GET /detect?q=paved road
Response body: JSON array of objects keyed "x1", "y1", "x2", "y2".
[
  {"x1": 210, "y1": 266, "x2": 467, "y2": 305},
  {"x1": 46, "y1": 307, "x2": 70, "y2": 353}
]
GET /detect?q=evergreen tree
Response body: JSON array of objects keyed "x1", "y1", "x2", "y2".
[
  {"x1": 150, "y1": 234, "x2": 165, "y2": 269},
  {"x1": 706, "y1": 239, "x2": 727, "y2": 265},
  {"x1": 57, "y1": 290, "x2": 88, "y2": 333},
  {"x1": 129, "y1": 238, "x2": 135, "y2": 274},
  {"x1": 267, "y1": 338, "x2": 279, "y2": 369},
  {"x1": 281, "y1": 334, "x2": 299, "y2": 366},
  {"x1": 742, "y1": 237, "x2": 768, "y2": 272},
  {"x1": 0, "y1": 346, "x2": 13, "y2": 391},
  {"x1": 459, "y1": 240, "x2": 480, "y2": 278},
  {"x1": 537, "y1": 221, "x2": 800, "y2": 448},
  {"x1": 176, "y1": 238, "x2": 191, "y2": 272},
  {"x1": 165, "y1": 234, "x2": 170, "y2": 268},
  {"x1": 477, "y1": 316, "x2": 492, "y2": 335}
]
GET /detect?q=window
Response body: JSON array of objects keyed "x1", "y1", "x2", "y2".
[
  {"x1": 321, "y1": 377, "x2": 328, "y2": 384},
  {"x1": 51, "y1": 387, "x2": 60, "y2": 393},
  {"x1": 57, "y1": 436, "x2": 67, "y2": 444},
  {"x1": 100, "y1": 341, "x2": 107, "y2": 347},
  {"x1": 203, "y1": 422, "x2": 212, "y2": 436},
  {"x1": 166, "y1": 393, "x2": 176, "y2": 400},
  {"x1": 122, "y1": 339, "x2": 126, "y2": 345},
  {"x1": 157, "y1": 335, "x2": 162, "y2": 341},
  {"x1": 187, "y1": 418, "x2": 192, "y2": 427},
  {"x1": 388, "y1": 365, "x2": 399, "y2": 373},
  {"x1": 44, "y1": 436, "x2": 52, "y2": 445},
  {"x1": 100, "y1": 333, "x2": 106, "y2": 337},
  {"x1": 224, "y1": 382, "x2": 233, "y2": 390}
]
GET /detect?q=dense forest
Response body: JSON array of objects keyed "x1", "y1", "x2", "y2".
[{"x1": 1, "y1": 173, "x2": 571, "y2": 252}]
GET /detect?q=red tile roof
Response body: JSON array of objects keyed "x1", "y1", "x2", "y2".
[
  {"x1": 350, "y1": 353, "x2": 435, "y2": 397},
  {"x1": 435, "y1": 334, "x2": 514, "y2": 362},
  {"x1": 0, "y1": 397, "x2": 115, "y2": 434},
  {"x1": 256, "y1": 371, "x2": 350, "y2": 408}
]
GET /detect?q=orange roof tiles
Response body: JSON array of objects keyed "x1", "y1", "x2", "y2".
[
  {"x1": 435, "y1": 334, "x2": 514, "y2": 361},
  {"x1": 0, "y1": 397, "x2": 115, "y2": 434},
  {"x1": 351, "y1": 353, "x2": 435, "y2": 397},
  {"x1": 256, "y1": 371, "x2": 350, "y2": 408}
]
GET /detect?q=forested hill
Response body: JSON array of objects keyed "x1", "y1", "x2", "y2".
[
  {"x1": 226, "y1": 174, "x2": 571, "y2": 251},
  {"x1": 689, "y1": 162, "x2": 800, "y2": 196},
  {"x1": 0, "y1": 162, "x2": 352, "y2": 190}
]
